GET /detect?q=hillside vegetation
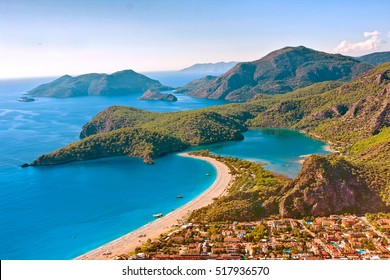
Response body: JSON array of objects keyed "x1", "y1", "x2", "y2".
[
  {"x1": 250, "y1": 62, "x2": 390, "y2": 144},
  {"x1": 33, "y1": 109, "x2": 246, "y2": 165},
  {"x1": 356, "y1": 51, "x2": 390, "y2": 66},
  {"x1": 186, "y1": 46, "x2": 372, "y2": 101},
  {"x1": 32, "y1": 128, "x2": 186, "y2": 165},
  {"x1": 28, "y1": 70, "x2": 172, "y2": 97},
  {"x1": 189, "y1": 150, "x2": 288, "y2": 222}
]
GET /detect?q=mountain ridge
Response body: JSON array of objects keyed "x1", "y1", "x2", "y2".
[
  {"x1": 186, "y1": 46, "x2": 372, "y2": 101},
  {"x1": 356, "y1": 51, "x2": 390, "y2": 66}
]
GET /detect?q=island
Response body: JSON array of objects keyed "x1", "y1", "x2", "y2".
[
  {"x1": 139, "y1": 89, "x2": 177, "y2": 101},
  {"x1": 27, "y1": 69, "x2": 173, "y2": 97}
]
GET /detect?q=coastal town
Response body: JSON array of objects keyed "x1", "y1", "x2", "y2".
[{"x1": 119, "y1": 214, "x2": 390, "y2": 260}]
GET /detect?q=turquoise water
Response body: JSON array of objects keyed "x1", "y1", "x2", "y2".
[
  {"x1": 0, "y1": 76, "x2": 327, "y2": 259},
  {"x1": 0, "y1": 155, "x2": 216, "y2": 259},
  {"x1": 191, "y1": 128, "x2": 328, "y2": 178}
]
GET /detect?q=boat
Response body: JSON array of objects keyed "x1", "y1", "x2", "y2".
[
  {"x1": 205, "y1": 173, "x2": 210, "y2": 176},
  {"x1": 153, "y1": 213, "x2": 164, "y2": 218},
  {"x1": 18, "y1": 96, "x2": 35, "y2": 102},
  {"x1": 176, "y1": 195, "x2": 184, "y2": 198}
]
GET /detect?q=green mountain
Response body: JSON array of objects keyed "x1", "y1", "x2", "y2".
[
  {"x1": 356, "y1": 51, "x2": 390, "y2": 66},
  {"x1": 186, "y1": 46, "x2": 372, "y2": 101},
  {"x1": 28, "y1": 70, "x2": 172, "y2": 97},
  {"x1": 250, "y1": 62, "x2": 390, "y2": 144}
]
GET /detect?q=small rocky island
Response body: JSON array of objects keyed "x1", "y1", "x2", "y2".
[{"x1": 139, "y1": 89, "x2": 177, "y2": 101}]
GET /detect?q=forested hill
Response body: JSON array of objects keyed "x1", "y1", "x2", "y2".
[
  {"x1": 28, "y1": 70, "x2": 172, "y2": 97},
  {"x1": 249, "y1": 62, "x2": 390, "y2": 144},
  {"x1": 356, "y1": 51, "x2": 390, "y2": 66},
  {"x1": 185, "y1": 46, "x2": 372, "y2": 101},
  {"x1": 31, "y1": 109, "x2": 246, "y2": 165}
]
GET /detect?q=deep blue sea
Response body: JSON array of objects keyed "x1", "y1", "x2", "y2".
[{"x1": 0, "y1": 73, "x2": 328, "y2": 259}]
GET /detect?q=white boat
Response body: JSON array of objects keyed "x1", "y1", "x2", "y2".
[
  {"x1": 153, "y1": 213, "x2": 163, "y2": 218},
  {"x1": 18, "y1": 96, "x2": 35, "y2": 102}
]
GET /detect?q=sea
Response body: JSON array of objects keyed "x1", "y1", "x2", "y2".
[{"x1": 0, "y1": 72, "x2": 328, "y2": 259}]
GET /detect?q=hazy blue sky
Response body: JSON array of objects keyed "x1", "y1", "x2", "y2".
[{"x1": 1, "y1": 0, "x2": 389, "y2": 78}]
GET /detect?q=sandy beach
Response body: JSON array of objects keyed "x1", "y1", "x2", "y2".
[
  {"x1": 324, "y1": 145, "x2": 338, "y2": 153},
  {"x1": 76, "y1": 153, "x2": 232, "y2": 260}
]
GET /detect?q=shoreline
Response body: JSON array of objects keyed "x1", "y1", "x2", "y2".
[
  {"x1": 75, "y1": 152, "x2": 232, "y2": 260},
  {"x1": 323, "y1": 145, "x2": 338, "y2": 153}
]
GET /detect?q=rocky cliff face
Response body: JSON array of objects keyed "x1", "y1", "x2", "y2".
[
  {"x1": 278, "y1": 155, "x2": 389, "y2": 217},
  {"x1": 187, "y1": 46, "x2": 372, "y2": 101}
]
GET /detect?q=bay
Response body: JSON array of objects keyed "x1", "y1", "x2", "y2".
[{"x1": 0, "y1": 74, "x2": 327, "y2": 259}]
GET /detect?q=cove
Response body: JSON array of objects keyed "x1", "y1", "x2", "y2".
[{"x1": 191, "y1": 128, "x2": 329, "y2": 178}]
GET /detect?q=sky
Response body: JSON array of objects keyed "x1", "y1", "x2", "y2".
[{"x1": 0, "y1": 0, "x2": 389, "y2": 78}]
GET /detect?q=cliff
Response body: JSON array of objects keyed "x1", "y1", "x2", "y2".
[{"x1": 278, "y1": 155, "x2": 390, "y2": 217}]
